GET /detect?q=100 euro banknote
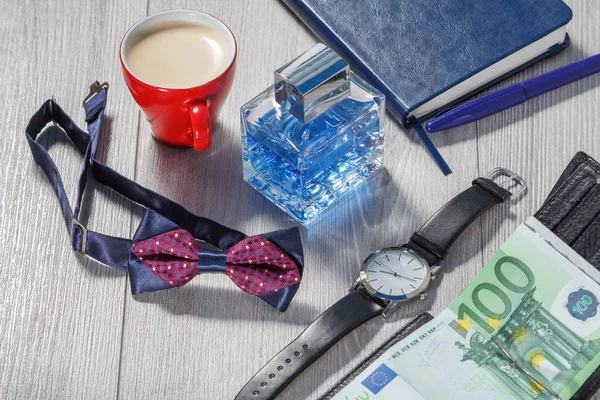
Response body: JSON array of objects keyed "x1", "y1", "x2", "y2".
[{"x1": 332, "y1": 218, "x2": 600, "y2": 400}]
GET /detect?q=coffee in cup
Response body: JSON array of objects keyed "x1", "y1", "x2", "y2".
[
  {"x1": 125, "y1": 20, "x2": 233, "y2": 89},
  {"x1": 120, "y1": 10, "x2": 237, "y2": 151}
]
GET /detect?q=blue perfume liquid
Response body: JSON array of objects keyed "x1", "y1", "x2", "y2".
[{"x1": 241, "y1": 73, "x2": 385, "y2": 224}]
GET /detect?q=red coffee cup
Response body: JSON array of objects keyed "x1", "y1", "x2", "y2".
[{"x1": 120, "y1": 10, "x2": 237, "y2": 151}]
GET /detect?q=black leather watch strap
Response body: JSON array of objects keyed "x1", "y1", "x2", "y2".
[
  {"x1": 235, "y1": 288, "x2": 383, "y2": 400},
  {"x1": 406, "y1": 177, "x2": 512, "y2": 267}
]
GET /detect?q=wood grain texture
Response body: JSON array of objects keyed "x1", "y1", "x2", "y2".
[
  {"x1": 0, "y1": 0, "x2": 145, "y2": 398},
  {"x1": 118, "y1": 1, "x2": 479, "y2": 399},
  {"x1": 2, "y1": 0, "x2": 600, "y2": 399},
  {"x1": 477, "y1": 0, "x2": 600, "y2": 286}
]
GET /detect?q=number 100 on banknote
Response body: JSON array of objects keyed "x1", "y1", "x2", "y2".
[{"x1": 333, "y1": 218, "x2": 600, "y2": 400}]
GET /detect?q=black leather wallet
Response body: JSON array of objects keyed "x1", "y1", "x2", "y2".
[
  {"x1": 322, "y1": 152, "x2": 600, "y2": 399},
  {"x1": 535, "y1": 152, "x2": 600, "y2": 268},
  {"x1": 535, "y1": 152, "x2": 600, "y2": 399}
]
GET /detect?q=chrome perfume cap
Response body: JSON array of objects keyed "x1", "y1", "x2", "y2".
[{"x1": 274, "y1": 43, "x2": 350, "y2": 123}]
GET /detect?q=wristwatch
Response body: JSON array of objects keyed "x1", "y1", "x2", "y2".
[{"x1": 235, "y1": 168, "x2": 526, "y2": 400}]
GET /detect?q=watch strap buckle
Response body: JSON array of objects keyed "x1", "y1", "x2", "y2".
[{"x1": 485, "y1": 167, "x2": 527, "y2": 199}]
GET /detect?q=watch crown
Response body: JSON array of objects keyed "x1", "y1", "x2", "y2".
[{"x1": 420, "y1": 292, "x2": 428, "y2": 301}]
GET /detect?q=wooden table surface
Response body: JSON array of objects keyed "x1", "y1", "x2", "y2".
[{"x1": 2, "y1": 0, "x2": 600, "y2": 399}]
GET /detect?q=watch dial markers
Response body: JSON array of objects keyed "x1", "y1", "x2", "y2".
[{"x1": 364, "y1": 248, "x2": 427, "y2": 300}]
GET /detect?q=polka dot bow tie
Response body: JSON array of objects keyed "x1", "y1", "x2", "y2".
[
  {"x1": 26, "y1": 87, "x2": 304, "y2": 313},
  {"x1": 131, "y1": 229, "x2": 302, "y2": 309}
]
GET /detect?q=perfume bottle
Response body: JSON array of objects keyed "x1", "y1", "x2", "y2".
[{"x1": 241, "y1": 44, "x2": 385, "y2": 224}]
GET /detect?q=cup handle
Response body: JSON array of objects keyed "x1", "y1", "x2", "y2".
[{"x1": 188, "y1": 100, "x2": 211, "y2": 151}]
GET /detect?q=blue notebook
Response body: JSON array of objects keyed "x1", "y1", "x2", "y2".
[{"x1": 282, "y1": 0, "x2": 573, "y2": 174}]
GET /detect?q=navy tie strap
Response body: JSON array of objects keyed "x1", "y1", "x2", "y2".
[{"x1": 25, "y1": 82, "x2": 304, "y2": 312}]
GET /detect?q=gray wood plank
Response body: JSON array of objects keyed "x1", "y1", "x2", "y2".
[
  {"x1": 117, "y1": 1, "x2": 479, "y2": 399},
  {"x1": 0, "y1": 0, "x2": 146, "y2": 398},
  {"x1": 478, "y1": 0, "x2": 600, "y2": 269}
]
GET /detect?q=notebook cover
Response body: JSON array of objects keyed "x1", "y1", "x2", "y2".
[{"x1": 281, "y1": 0, "x2": 573, "y2": 128}]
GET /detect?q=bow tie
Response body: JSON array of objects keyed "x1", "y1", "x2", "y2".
[
  {"x1": 130, "y1": 227, "x2": 302, "y2": 311},
  {"x1": 27, "y1": 88, "x2": 305, "y2": 314}
]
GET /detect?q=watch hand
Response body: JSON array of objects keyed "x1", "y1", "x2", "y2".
[
  {"x1": 376, "y1": 261, "x2": 398, "y2": 275},
  {"x1": 396, "y1": 274, "x2": 417, "y2": 282},
  {"x1": 379, "y1": 270, "x2": 416, "y2": 282},
  {"x1": 376, "y1": 259, "x2": 419, "y2": 282}
]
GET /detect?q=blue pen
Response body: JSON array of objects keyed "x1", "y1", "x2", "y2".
[{"x1": 426, "y1": 53, "x2": 600, "y2": 133}]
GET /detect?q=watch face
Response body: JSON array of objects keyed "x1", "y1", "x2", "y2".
[{"x1": 361, "y1": 247, "x2": 430, "y2": 301}]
